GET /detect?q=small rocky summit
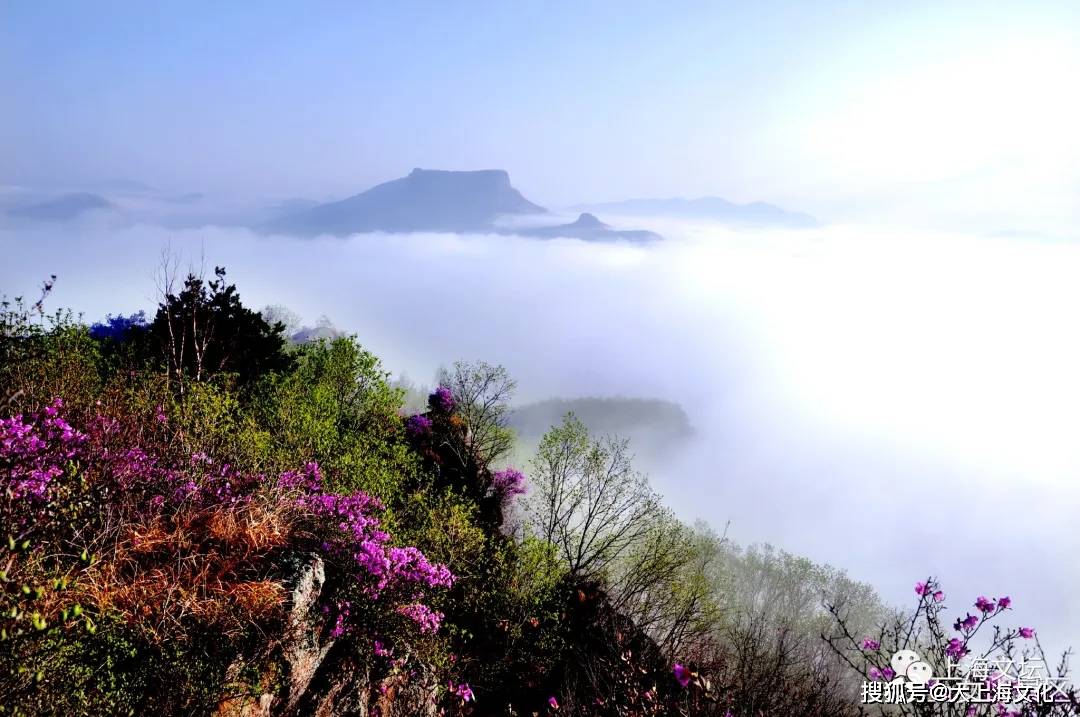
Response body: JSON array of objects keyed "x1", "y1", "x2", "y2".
[
  {"x1": 568, "y1": 212, "x2": 607, "y2": 230},
  {"x1": 518, "y1": 212, "x2": 662, "y2": 242}
]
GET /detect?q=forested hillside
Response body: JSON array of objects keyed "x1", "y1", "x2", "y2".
[{"x1": 0, "y1": 269, "x2": 1072, "y2": 716}]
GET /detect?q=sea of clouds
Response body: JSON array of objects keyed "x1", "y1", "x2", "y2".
[{"x1": 3, "y1": 218, "x2": 1079, "y2": 654}]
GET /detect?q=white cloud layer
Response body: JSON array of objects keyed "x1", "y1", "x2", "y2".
[{"x1": 2, "y1": 220, "x2": 1079, "y2": 652}]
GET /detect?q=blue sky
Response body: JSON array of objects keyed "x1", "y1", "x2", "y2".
[{"x1": 3, "y1": 1, "x2": 1078, "y2": 229}]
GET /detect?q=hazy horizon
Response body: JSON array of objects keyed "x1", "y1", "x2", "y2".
[{"x1": 4, "y1": 1, "x2": 1080, "y2": 236}]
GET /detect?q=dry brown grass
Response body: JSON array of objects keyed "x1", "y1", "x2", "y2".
[{"x1": 69, "y1": 492, "x2": 304, "y2": 643}]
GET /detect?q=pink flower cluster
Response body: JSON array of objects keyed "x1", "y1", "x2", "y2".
[
  {"x1": 673, "y1": 662, "x2": 692, "y2": 688},
  {"x1": 304, "y1": 490, "x2": 453, "y2": 596},
  {"x1": 914, "y1": 581, "x2": 945, "y2": 602},
  {"x1": 277, "y1": 461, "x2": 323, "y2": 492},
  {"x1": 946, "y1": 637, "x2": 968, "y2": 659},
  {"x1": 955, "y1": 613, "x2": 979, "y2": 633},
  {"x1": 3, "y1": 400, "x2": 187, "y2": 508},
  {"x1": 491, "y1": 467, "x2": 527, "y2": 499},
  {"x1": 448, "y1": 681, "x2": 474, "y2": 702},
  {"x1": 405, "y1": 413, "x2": 433, "y2": 438},
  {"x1": 868, "y1": 666, "x2": 896, "y2": 681},
  {"x1": 325, "y1": 599, "x2": 352, "y2": 638},
  {"x1": 924, "y1": 584, "x2": 1034, "y2": 657},
  {"x1": 396, "y1": 602, "x2": 444, "y2": 634},
  {"x1": 428, "y1": 385, "x2": 455, "y2": 413},
  {"x1": 0, "y1": 399, "x2": 86, "y2": 499},
  {"x1": 0, "y1": 399, "x2": 234, "y2": 522},
  {"x1": 2, "y1": 399, "x2": 456, "y2": 645}
]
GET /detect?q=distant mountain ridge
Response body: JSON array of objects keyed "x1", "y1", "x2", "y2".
[
  {"x1": 517, "y1": 213, "x2": 661, "y2": 242},
  {"x1": 509, "y1": 396, "x2": 694, "y2": 441},
  {"x1": 578, "y1": 196, "x2": 819, "y2": 228},
  {"x1": 7, "y1": 193, "x2": 114, "y2": 221},
  {"x1": 507, "y1": 396, "x2": 694, "y2": 470},
  {"x1": 6, "y1": 172, "x2": 809, "y2": 238},
  {"x1": 262, "y1": 168, "x2": 547, "y2": 236}
]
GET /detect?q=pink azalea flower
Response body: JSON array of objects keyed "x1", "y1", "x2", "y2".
[
  {"x1": 428, "y1": 385, "x2": 455, "y2": 413},
  {"x1": 955, "y1": 613, "x2": 979, "y2": 632},
  {"x1": 946, "y1": 638, "x2": 968, "y2": 659},
  {"x1": 491, "y1": 467, "x2": 527, "y2": 498},
  {"x1": 933, "y1": 590, "x2": 945, "y2": 602},
  {"x1": 868, "y1": 667, "x2": 883, "y2": 680},
  {"x1": 861, "y1": 638, "x2": 880, "y2": 651},
  {"x1": 405, "y1": 413, "x2": 433, "y2": 438},
  {"x1": 882, "y1": 667, "x2": 896, "y2": 680},
  {"x1": 975, "y1": 596, "x2": 996, "y2": 613},
  {"x1": 548, "y1": 696, "x2": 559, "y2": 710},
  {"x1": 915, "y1": 581, "x2": 928, "y2": 595},
  {"x1": 395, "y1": 603, "x2": 444, "y2": 634},
  {"x1": 449, "y1": 682, "x2": 474, "y2": 702},
  {"x1": 997, "y1": 596, "x2": 1011, "y2": 609},
  {"x1": 673, "y1": 662, "x2": 692, "y2": 688},
  {"x1": 1019, "y1": 627, "x2": 1035, "y2": 639}
]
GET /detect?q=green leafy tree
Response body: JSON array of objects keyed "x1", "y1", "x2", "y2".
[
  {"x1": 254, "y1": 336, "x2": 415, "y2": 500},
  {"x1": 1, "y1": 277, "x2": 103, "y2": 413}
]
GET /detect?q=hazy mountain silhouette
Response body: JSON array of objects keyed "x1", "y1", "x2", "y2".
[
  {"x1": 578, "y1": 197, "x2": 819, "y2": 228},
  {"x1": 517, "y1": 213, "x2": 662, "y2": 242},
  {"x1": 8, "y1": 193, "x2": 114, "y2": 221},
  {"x1": 262, "y1": 168, "x2": 547, "y2": 236},
  {"x1": 507, "y1": 396, "x2": 694, "y2": 469},
  {"x1": 509, "y1": 396, "x2": 693, "y2": 440}
]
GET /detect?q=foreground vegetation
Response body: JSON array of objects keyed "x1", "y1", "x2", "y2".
[{"x1": 1, "y1": 268, "x2": 1075, "y2": 716}]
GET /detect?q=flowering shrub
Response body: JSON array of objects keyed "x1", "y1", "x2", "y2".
[
  {"x1": 1, "y1": 398, "x2": 86, "y2": 502},
  {"x1": 298, "y1": 475, "x2": 454, "y2": 598},
  {"x1": 396, "y1": 603, "x2": 445, "y2": 634},
  {"x1": 428, "y1": 385, "x2": 455, "y2": 414},
  {"x1": 827, "y1": 577, "x2": 1080, "y2": 717},
  {"x1": 448, "y1": 681, "x2": 474, "y2": 702},
  {"x1": 491, "y1": 467, "x2": 527, "y2": 500},
  {"x1": 405, "y1": 413, "x2": 434, "y2": 438},
  {"x1": 1, "y1": 397, "x2": 455, "y2": 712}
]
